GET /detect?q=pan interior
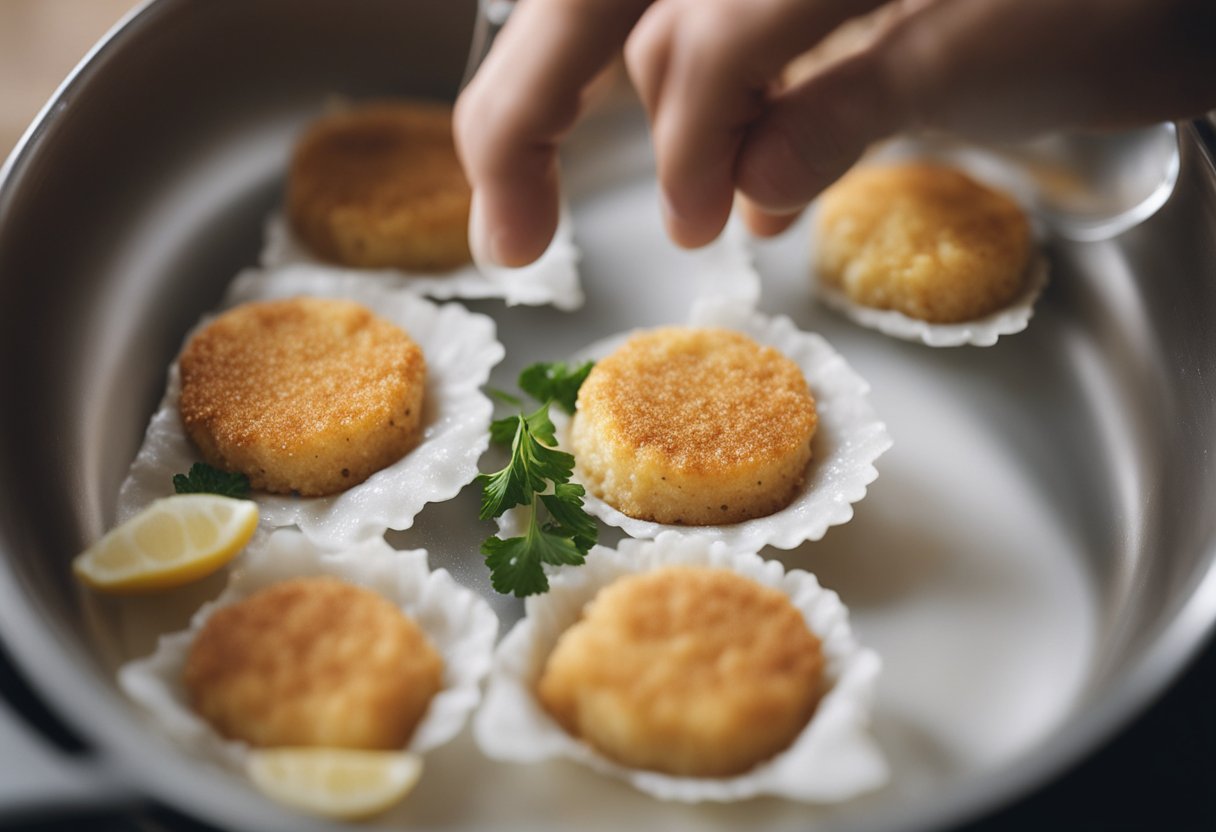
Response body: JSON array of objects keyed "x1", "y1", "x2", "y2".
[{"x1": 2, "y1": 2, "x2": 1215, "y2": 831}]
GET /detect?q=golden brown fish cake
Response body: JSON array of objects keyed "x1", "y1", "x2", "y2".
[
  {"x1": 570, "y1": 327, "x2": 817, "y2": 525},
  {"x1": 287, "y1": 100, "x2": 471, "y2": 271},
  {"x1": 183, "y1": 576, "x2": 443, "y2": 750},
  {"x1": 537, "y1": 566, "x2": 825, "y2": 777},
  {"x1": 178, "y1": 297, "x2": 425, "y2": 497},
  {"x1": 814, "y1": 162, "x2": 1032, "y2": 323}
]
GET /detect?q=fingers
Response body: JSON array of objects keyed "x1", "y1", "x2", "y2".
[
  {"x1": 624, "y1": 0, "x2": 887, "y2": 248},
  {"x1": 873, "y1": 0, "x2": 1097, "y2": 139},
  {"x1": 734, "y1": 0, "x2": 1079, "y2": 227},
  {"x1": 460, "y1": 0, "x2": 1216, "y2": 265},
  {"x1": 455, "y1": 0, "x2": 652, "y2": 266},
  {"x1": 882, "y1": 0, "x2": 1216, "y2": 137},
  {"x1": 736, "y1": 197, "x2": 802, "y2": 239},
  {"x1": 736, "y1": 46, "x2": 903, "y2": 219}
]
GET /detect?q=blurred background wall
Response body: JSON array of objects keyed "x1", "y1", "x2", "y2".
[{"x1": 1, "y1": 0, "x2": 139, "y2": 157}]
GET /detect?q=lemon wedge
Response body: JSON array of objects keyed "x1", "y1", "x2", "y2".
[
  {"x1": 246, "y1": 748, "x2": 423, "y2": 820},
  {"x1": 72, "y1": 494, "x2": 257, "y2": 593}
]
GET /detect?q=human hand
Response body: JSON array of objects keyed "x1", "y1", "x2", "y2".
[{"x1": 454, "y1": 0, "x2": 1216, "y2": 267}]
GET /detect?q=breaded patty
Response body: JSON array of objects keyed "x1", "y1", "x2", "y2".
[
  {"x1": 178, "y1": 297, "x2": 426, "y2": 497},
  {"x1": 537, "y1": 566, "x2": 824, "y2": 777},
  {"x1": 814, "y1": 162, "x2": 1032, "y2": 323},
  {"x1": 570, "y1": 327, "x2": 817, "y2": 525},
  {"x1": 184, "y1": 576, "x2": 443, "y2": 750},
  {"x1": 287, "y1": 100, "x2": 471, "y2": 271}
]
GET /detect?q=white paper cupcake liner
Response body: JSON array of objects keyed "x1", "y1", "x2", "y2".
[
  {"x1": 474, "y1": 534, "x2": 887, "y2": 803},
  {"x1": 508, "y1": 299, "x2": 890, "y2": 554},
  {"x1": 811, "y1": 138, "x2": 1050, "y2": 347},
  {"x1": 117, "y1": 266, "x2": 504, "y2": 549},
  {"x1": 119, "y1": 530, "x2": 499, "y2": 770},
  {"x1": 813, "y1": 253, "x2": 1049, "y2": 348},
  {"x1": 260, "y1": 205, "x2": 584, "y2": 310}
]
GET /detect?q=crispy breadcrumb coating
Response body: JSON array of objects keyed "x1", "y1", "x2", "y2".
[
  {"x1": 815, "y1": 162, "x2": 1032, "y2": 323},
  {"x1": 287, "y1": 100, "x2": 471, "y2": 271},
  {"x1": 178, "y1": 297, "x2": 425, "y2": 496},
  {"x1": 538, "y1": 566, "x2": 825, "y2": 776},
  {"x1": 571, "y1": 327, "x2": 817, "y2": 525},
  {"x1": 184, "y1": 576, "x2": 443, "y2": 750}
]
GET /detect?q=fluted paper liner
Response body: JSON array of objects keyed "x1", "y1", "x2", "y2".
[
  {"x1": 522, "y1": 300, "x2": 891, "y2": 553},
  {"x1": 119, "y1": 530, "x2": 499, "y2": 770},
  {"x1": 474, "y1": 534, "x2": 888, "y2": 802},
  {"x1": 814, "y1": 254, "x2": 1049, "y2": 348},
  {"x1": 261, "y1": 206, "x2": 584, "y2": 311},
  {"x1": 117, "y1": 266, "x2": 504, "y2": 549},
  {"x1": 811, "y1": 141, "x2": 1050, "y2": 347}
]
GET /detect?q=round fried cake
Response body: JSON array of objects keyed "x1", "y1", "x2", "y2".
[
  {"x1": 287, "y1": 100, "x2": 471, "y2": 271},
  {"x1": 570, "y1": 327, "x2": 817, "y2": 525},
  {"x1": 537, "y1": 566, "x2": 825, "y2": 777},
  {"x1": 814, "y1": 162, "x2": 1032, "y2": 323},
  {"x1": 184, "y1": 576, "x2": 443, "y2": 750},
  {"x1": 178, "y1": 297, "x2": 426, "y2": 497}
]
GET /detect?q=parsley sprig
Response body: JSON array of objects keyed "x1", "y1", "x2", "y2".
[
  {"x1": 172, "y1": 462, "x2": 250, "y2": 498},
  {"x1": 478, "y1": 361, "x2": 595, "y2": 597},
  {"x1": 518, "y1": 360, "x2": 593, "y2": 415}
]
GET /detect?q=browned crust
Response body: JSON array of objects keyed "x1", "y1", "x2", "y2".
[
  {"x1": 178, "y1": 297, "x2": 426, "y2": 496},
  {"x1": 287, "y1": 100, "x2": 471, "y2": 271},
  {"x1": 814, "y1": 162, "x2": 1032, "y2": 323},
  {"x1": 537, "y1": 566, "x2": 825, "y2": 777},
  {"x1": 571, "y1": 327, "x2": 817, "y2": 524},
  {"x1": 184, "y1": 576, "x2": 443, "y2": 750}
]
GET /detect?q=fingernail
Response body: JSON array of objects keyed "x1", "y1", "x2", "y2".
[{"x1": 468, "y1": 191, "x2": 504, "y2": 268}]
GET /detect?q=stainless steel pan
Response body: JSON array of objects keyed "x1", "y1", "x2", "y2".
[{"x1": 1, "y1": 1, "x2": 1215, "y2": 830}]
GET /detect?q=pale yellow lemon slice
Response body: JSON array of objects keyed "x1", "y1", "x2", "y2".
[
  {"x1": 73, "y1": 494, "x2": 257, "y2": 593},
  {"x1": 246, "y1": 748, "x2": 423, "y2": 820}
]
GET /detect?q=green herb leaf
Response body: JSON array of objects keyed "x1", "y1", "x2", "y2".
[
  {"x1": 172, "y1": 462, "x2": 250, "y2": 498},
  {"x1": 478, "y1": 364, "x2": 597, "y2": 597},
  {"x1": 529, "y1": 523, "x2": 588, "y2": 567},
  {"x1": 489, "y1": 415, "x2": 521, "y2": 447},
  {"x1": 518, "y1": 360, "x2": 594, "y2": 414},
  {"x1": 476, "y1": 405, "x2": 573, "y2": 520},
  {"x1": 476, "y1": 459, "x2": 530, "y2": 521},
  {"x1": 540, "y1": 483, "x2": 597, "y2": 554},
  {"x1": 481, "y1": 509, "x2": 588, "y2": 597},
  {"x1": 521, "y1": 402, "x2": 561, "y2": 447},
  {"x1": 482, "y1": 535, "x2": 550, "y2": 597}
]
